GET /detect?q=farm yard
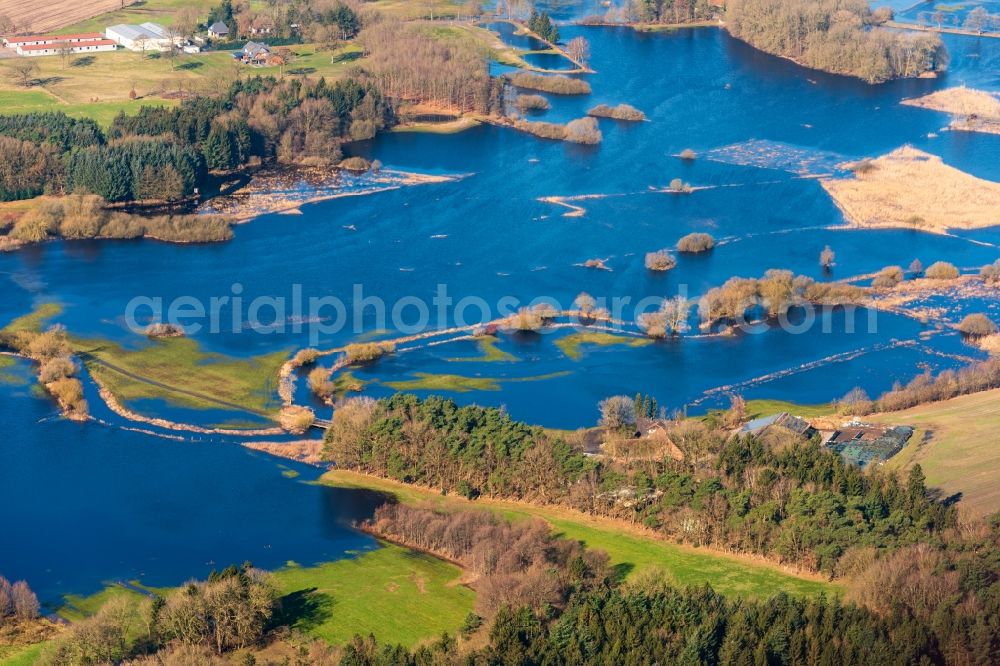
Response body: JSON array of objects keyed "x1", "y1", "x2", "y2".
[{"x1": 0, "y1": 42, "x2": 361, "y2": 126}]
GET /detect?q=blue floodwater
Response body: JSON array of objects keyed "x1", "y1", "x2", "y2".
[
  {"x1": 2, "y1": 23, "x2": 999, "y2": 601},
  {"x1": 0, "y1": 356, "x2": 382, "y2": 606}
]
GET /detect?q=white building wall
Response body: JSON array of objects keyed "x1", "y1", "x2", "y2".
[{"x1": 17, "y1": 42, "x2": 116, "y2": 57}]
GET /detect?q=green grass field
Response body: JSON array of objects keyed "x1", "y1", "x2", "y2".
[
  {"x1": 321, "y1": 471, "x2": 837, "y2": 599},
  {"x1": 12, "y1": 547, "x2": 474, "y2": 657},
  {"x1": 370, "y1": 0, "x2": 467, "y2": 21},
  {"x1": 273, "y1": 547, "x2": 475, "y2": 647},
  {"x1": 741, "y1": 399, "x2": 834, "y2": 419},
  {"x1": 60, "y1": 0, "x2": 264, "y2": 33},
  {"x1": 75, "y1": 336, "x2": 288, "y2": 417},
  {"x1": 882, "y1": 389, "x2": 1000, "y2": 518},
  {"x1": 0, "y1": 643, "x2": 46, "y2": 666}
]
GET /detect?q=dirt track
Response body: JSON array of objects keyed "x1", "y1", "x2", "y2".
[{"x1": 0, "y1": 0, "x2": 121, "y2": 34}]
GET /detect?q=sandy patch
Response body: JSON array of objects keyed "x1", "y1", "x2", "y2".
[
  {"x1": 821, "y1": 146, "x2": 1000, "y2": 233},
  {"x1": 902, "y1": 87, "x2": 1000, "y2": 135}
]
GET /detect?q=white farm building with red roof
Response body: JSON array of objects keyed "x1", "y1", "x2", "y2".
[{"x1": 2, "y1": 33, "x2": 117, "y2": 57}]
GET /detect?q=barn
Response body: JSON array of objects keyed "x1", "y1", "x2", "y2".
[{"x1": 105, "y1": 23, "x2": 175, "y2": 51}]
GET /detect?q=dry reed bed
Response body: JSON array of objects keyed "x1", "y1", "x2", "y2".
[
  {"x1": 821, "y1": 146, "x2": 1000, "y2": 233},
  {"x1": 902, "y1": 87, "x2": 1000, "y2": 135}
]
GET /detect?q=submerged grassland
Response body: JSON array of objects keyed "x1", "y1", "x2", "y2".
[
  {"x1": 76, "y1": 336, "x2": 288, "y2": 417},
  {"x1": 556, "y1": 331, "x2": 653, "y2": 361}
]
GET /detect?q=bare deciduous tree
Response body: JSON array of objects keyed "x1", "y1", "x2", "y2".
[
  {"x1": 599, "y1": 395, "x2": 637, "y2": 431},
  {"x1": 566, "y1": 36, "x2": 591, "y2": 65},
  {"x1": 8, "y1": 60, "x2": 39, "y2": 88}
]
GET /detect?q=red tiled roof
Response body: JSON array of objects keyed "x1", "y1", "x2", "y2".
[
  {"x1": 18, "y1": 39, "x2": 117, "y2": 51},
  {"x1": 5, "y1": 33, "x2": 105, "y2": 44}
]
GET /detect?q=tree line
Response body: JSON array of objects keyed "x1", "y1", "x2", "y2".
[
  {"x1": 725, "y1": 0, "x2": 947, "y2": 83},
  {"x1": 323, "y1": 394, "x2": 956, "y2": 576},
  {"x1": 0, "y1": 74, "x2": 391, "y2": 207},
  {"x1": 331, "y1": 508, "x2": 1000, "y2": 665}
]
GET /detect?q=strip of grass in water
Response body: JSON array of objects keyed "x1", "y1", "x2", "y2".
[
  {"x1": 75, "y1": 336, "x2": 289, "y2": 416},
  {"x1": 321, "y1": 470, "x2": 837, "y2": 600},
  {"x1": 333, "y1": 370, "x2": 370, "y2": 399},
  {"x1": 446, "y1": 336, "x2": 518, "y2": 363},
  {"x1": 383, "y1": 370, "x2": 570, "y2": 393},
  {"x1": 272, "y1": 545, "x2": 474, "y2": 647},
  {"x1": 556, "y1": 331, "x2": 653, "y2": 361},
  {"x1": 383, "y1": 372, "x2": 500, "y2": 392},
  {"x1": 1, "y1": 303, "x2": 62, "y2": 335}
]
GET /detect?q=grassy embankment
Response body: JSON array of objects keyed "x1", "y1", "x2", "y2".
[
  {"x1": 322, "y1": 470, "x2": 837, "y2": 599},
  {"x1": 0, "y1": 42, "x2": 361, "y2": 128},
  {"x1": 881, "y1": 389, "x2": 1000, "y2": 518}
]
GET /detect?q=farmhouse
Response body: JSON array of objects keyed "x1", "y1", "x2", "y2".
[
  {"x1": 2, "y1": 33, "x2": 117, "y2": 57},
  {"x1": 208, "y1": 22, "x2": 230, "y2": 39},
  {"x1": 237, "y1": 41, "x2": 272, "y2": 65},
  {"x1": 105, "y1": 23, "x2": 177, "y2": 51},
  {"x1": 818, "y1": 421, "x2": 913, "y2": 467}
]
